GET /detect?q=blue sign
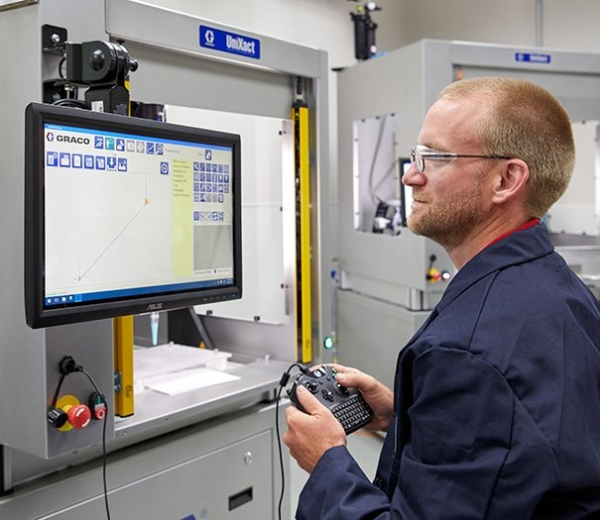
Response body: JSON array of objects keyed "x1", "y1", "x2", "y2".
[
  {"x1": 200, "y1": 25, "x2": 261, "y2": 60},
  {"x1": 515, "y1": 52, "x2": 551, "y2": 64}
]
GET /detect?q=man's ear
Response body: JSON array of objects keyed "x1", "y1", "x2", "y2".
[{"x1": 492, "y1": 159, "x2": 529, "y2": 204}]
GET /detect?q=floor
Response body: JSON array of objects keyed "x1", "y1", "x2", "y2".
[{"x1": 288, "y1": 430, "x2": 385, "y2": 518}]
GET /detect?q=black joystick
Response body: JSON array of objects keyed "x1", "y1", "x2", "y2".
[{"x1": 287, "y1": 365, "x2": 373, "y2": 434}]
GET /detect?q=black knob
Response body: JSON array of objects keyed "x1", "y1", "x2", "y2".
[
  {"x1": 335, "y1": 382, "x2": 350, "y2": 395},
  {"x1": 305, "y1": 380, "x2": 318, "y2": 393},
  {"x1": 89, "y1": 49, "x2": 106, "y2": 71},
  {"x1": 47, "y1": 408, "x2": 68, "y2": 429}
]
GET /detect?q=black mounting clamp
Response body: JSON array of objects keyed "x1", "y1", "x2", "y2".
[{"x1": 65, "y1": 40, "x2": 139, "y2": 115}]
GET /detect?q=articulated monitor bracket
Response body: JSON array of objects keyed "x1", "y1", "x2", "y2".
[
  {"x1": 65, "y1": 40, "x2": 138, "y2": 114},
  {"x1": 41, "y1": 26, "x2": 138, "y2": 114}
]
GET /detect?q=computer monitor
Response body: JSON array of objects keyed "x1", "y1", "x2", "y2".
[
  {"x1": 24, "y1": 102, "x2": 242, "y2": 329},
  {"x1": 399, "y1": 157, "x2": 412, "y2": 227}
]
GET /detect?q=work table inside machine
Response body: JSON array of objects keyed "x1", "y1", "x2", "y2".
[{"x1": 113, "y1": 344, "x2": 289, "y2": 440}]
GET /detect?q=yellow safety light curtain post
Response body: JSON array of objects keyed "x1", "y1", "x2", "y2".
[
  {"x1": 113, "y1": 315, "x2": 134, "y2": 417},
  {"x1": 291, "y1": 77, "x2": 313, "y2": 363}
]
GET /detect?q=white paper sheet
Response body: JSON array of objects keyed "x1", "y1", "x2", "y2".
[
  {"x1": 134, "y1": 344, "x2": 231, "y2": 379},
  {"x1": 134, "y1": 344, "x2": 236, "y2": 395},
  {"x1": 143, "y1": 367, "x2": 240, "y2": 396}
]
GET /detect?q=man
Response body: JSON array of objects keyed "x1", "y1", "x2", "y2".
[{"x1": 284, "y1": 77, "x2": 600, "y2": 519}]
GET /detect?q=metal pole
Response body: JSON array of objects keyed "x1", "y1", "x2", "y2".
[{"x1": 535, "y1": 0, "x2": 544, "y2": 47}]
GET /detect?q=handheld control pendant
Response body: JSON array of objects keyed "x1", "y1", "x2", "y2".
[{"x1": 287, "y1": 365, "x2": 373, "y2": 434}]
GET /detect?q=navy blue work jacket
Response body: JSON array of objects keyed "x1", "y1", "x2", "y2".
[{"x1": 296, "y1": 223, "x2": 600, "y2": 519}]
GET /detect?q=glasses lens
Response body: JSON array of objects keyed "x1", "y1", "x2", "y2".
[
  {"x1": 410, "y1": 147, "x2": 424, "y2": 173},
  {"x1": 418, "y1": 151, "x2": 424, "y2": 172}
]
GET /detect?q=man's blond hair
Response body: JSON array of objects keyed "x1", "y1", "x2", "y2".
[{"x1": 439, "y1": 77, "x2": 575, "y2": 218}]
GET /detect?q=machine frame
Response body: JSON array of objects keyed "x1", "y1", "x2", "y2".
[{"x1": 0, "y1": 1, "x2": 331, "y2": 518}]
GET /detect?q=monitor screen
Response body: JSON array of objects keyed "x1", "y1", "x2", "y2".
[
  {"x1": 399, "y1": 157, "x2": 412, "y2": 227},
  {"x1": 25, "y1": 102, "x2": 242, "y2": 329}
]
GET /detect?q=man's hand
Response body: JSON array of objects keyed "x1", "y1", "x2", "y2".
[
  {"x1": 331, "y1": 364, "x2": 394, "y2": 432},
  {"x1": 284, "y1": 385, "x2": 346, "y2": 474}
]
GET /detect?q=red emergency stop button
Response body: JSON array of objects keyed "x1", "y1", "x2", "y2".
[{"x1": 67, "y1": 403, "x2": 91, "y2": 428}]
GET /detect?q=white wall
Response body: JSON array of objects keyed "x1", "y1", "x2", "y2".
[
  {"x1": 388, "y1": 0, "x2": 600, "y2": 53},
  {"x1": 543, "y1": 0, "x2": 600, "y2": 51}
]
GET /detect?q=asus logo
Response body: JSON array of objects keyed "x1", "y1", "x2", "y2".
[{"x1": 147, "y1": 303, "x2": 163, "y2": 311}]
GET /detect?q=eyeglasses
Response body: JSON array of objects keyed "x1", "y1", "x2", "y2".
[{"x1": 410, "y1": 145, "x2": 510, "y2": 173}]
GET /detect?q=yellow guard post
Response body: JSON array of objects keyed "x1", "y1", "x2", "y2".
[
  {"x1": 113, "y1": 315, "x2": 134, "y2": 417},
  {"x1": 291, "y1": 78, "x2": 313, "y2": 363}
]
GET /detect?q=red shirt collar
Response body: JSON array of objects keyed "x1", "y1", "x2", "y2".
[{"x1": 486, "y1": 218, "x2": 541, "y2": 248}]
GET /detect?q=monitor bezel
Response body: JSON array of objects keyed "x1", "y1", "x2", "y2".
[{"x1": 24, "y1": 102, "x2": 242, "y2": 329}]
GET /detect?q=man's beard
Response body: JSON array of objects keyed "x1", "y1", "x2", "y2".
[{"x1": 407, "y1": 175, "x2": 486, "y2": 250}]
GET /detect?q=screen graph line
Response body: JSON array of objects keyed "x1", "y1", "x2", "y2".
[{"x1": 78, "y1": 182, "x2": 150, "y2": 282}]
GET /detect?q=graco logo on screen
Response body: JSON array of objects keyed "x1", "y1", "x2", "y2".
[{"x1": 47, "y1": 132, "x2": 91, "y2": 145}]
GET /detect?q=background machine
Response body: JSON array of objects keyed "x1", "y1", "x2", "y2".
[
  {"x1": 0, "y1": 1, "x2": 331, "y2": 518},
  {"x1": 335, "y1": 39, "x2": 600, "y2": 386}
]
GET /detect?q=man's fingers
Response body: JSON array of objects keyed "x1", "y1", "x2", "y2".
[{"x1": 295, "y1": 385, "x2": 327, "y2": 415}]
